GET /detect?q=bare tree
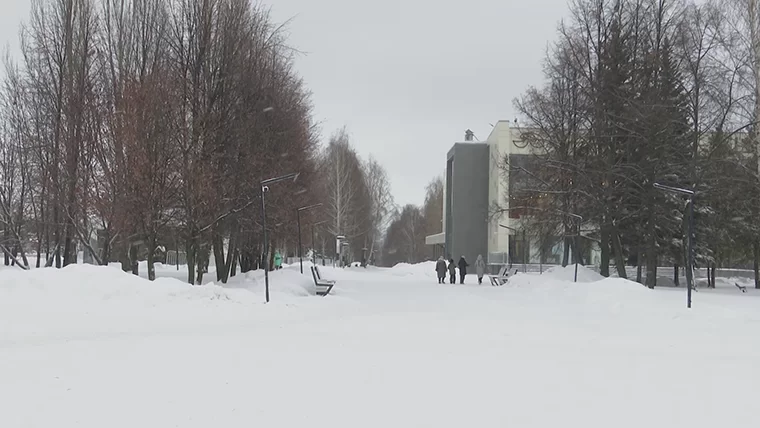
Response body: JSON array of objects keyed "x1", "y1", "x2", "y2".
[
  {"x1": 363, "y1": 156, "x2": 394, "y2": 264},
  {"x1": 320, "y1": 128, "x2": 371, "y2": 262},
  {"x1": 0, "y1": 0, "x2": 369, "y2": 285},
  {"x1": 381, "y1": 205, "x2": 426, "y2": 266}
]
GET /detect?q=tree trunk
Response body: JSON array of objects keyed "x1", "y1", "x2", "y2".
[
  {"x1": 101, "y1": 230, "x2": 111, "y2": 266},
  {"x1": 63, "y1": 232, "x2": 74, "y2": 266},
  {"x1": 45, "y1": 222, "x2": 50, "y2": 267},
  {"x1": 195, "y1": 244, "x2": 207, "y2": 285},
  {"x1": 146, "y1": 235, "x2": 156, "y2": 281},
  {"x1": 129, "y1": 243, "x2": 139, "y2": 276},
  {"x1": 221, "y1": 225, "x2": 238, "y2": 283},
  {"x1": 683, "y1": 216, "x2": 695, "y2": 292},
  {"x1": 611, "y1": 228, "x2": 627, "y2": 279},
  {"x1": 599, "y1": 223, "x2": 610, "y2": 277},
  {"x1": 118, "y1": 240, "x2": 130, "y2": 272},
  {"x1": 645, "y1": 214, "x2": 657, "y2": 289},
  {"x1": 212, "y1": 230, "x2": 225, "y2": 282},
  {"x1": 754, "y1": 240, "x2": 760, "y2": 289},
  {"x1": 186, "y1": 237, "x2": 196, "y2": 285},
  {"x1": 241, "y1": 249, "x2": 253, "y2": 273},
  {"x1": 673, "y1": 264, "x2": 680, "y2": 287},
  {"x1": 37, "y1": 180, "x2": 45, "y2": 269},
  {"x1": 231, "y1": 248, "x2": 239, "y2": 278},
  {"x1": 54, "y1": 208, "x2": 61, "y2": 268},
  {"x1": 36, "y1": 243, "x2": 42, "y2": 268},
  {"x1": 636, "y1": 247, "x2": 643, "y2": 284},
  {"x1": 196, "y1": 263, "x2": 204, "y2": 285},
  {"x1": 710, "y1": 262, "x2": 716, "y2": 289},
  {"x1": 3, "y1": 227, "x2": 9, "y2": 266},
  {"x1": 17, "y1": 238, "x2": 29, "y2": 269},
  {"x1": 562, "y1": 234, "x2": 571, "y2": 267}
]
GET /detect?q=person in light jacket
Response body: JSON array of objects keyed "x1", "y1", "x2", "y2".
[
  {"x1": 448, "y1": 258, "x2": 457, "y2": 284},
  {"x1": 435, "y1": 256, "x2": 447, "y2": 284},
  {"x1": 474, "y1": 254, "x2": 486, "y2": 284},
  {"x1": 274, "y1": 251, "x2": 283, "y2": 270},
  {"x1": 458, "y1": 256, "x2": 469, "y2": 284}
]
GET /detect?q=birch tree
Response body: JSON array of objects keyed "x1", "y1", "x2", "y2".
[
  {"x1": 321, "y1": 128, "x2": 371, "y2": 260},
  {"x1": 363, "y1": 156, "x2": 394, "y2": 264}
]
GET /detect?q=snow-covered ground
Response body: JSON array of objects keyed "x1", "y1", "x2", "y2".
[{"x1": 1, "y1": 262, "x2": 759, "y2": 427}]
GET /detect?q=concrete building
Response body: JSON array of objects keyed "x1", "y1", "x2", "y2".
[
  {"x1": 444, "y1": 141, "x2": 490, "y2": 264},
  {"x1": 425, "y1": 120, "x2": 600, "y2": 271}
]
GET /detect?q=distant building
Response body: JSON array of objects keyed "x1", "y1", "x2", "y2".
[{"x1": 425, "y1": 120, "x2": 600, "y2": 271}]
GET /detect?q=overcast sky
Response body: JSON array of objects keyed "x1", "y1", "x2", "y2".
[{"x1": 0, "y1": 0, "x2": 569, "y2": 207}]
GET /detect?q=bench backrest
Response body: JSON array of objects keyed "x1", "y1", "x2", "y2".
[
  {"x1": 497, "y1": 264, "x2": 508, "y2": 277},
  {"x1": 311, "y1": 266, "x2": 319, "y2": 283},
  {"x1": 315, "y1": 265, "x2": 323, "y2": 280}
]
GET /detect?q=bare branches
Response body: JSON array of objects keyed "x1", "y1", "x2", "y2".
[{"x1": 0, "y1": 0, "x2": 328, "y2": 281}]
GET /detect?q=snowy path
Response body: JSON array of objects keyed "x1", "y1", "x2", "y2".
[{"x1": 2, "y1": 264, "x2": 760, "y2": 427}]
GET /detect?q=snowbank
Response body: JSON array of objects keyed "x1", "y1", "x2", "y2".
[
  {"x1": 4, "y1": 259, "x2": 760, "y2": 427},
  {"x1": 541, "y1": 264, "x2": 605, "y2": 282},
  {"x1": 389, "y1": 261, "x2": 437, "y2": 278},
  {"x1": 225, "y1": 266, "x2": 314, "y2": 297},
  {"x1": 0, "y1": 264, "x2": 321, "y2": 345},
  {"x1": 0, "y1": 263, "x2": 245, "y2": 302}
]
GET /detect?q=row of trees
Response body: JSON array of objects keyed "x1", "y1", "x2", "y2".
[
  {"x1": 0, "y1": 0, "x2": 397, "y2": 283},
  {"x1": 509, "y1": 0, "x2": 760, "y2": 287},
  {"x1": 380, "y1": 176, "x2": 443, "y2": 266},
  {"x1": 318, "y1": 128, "x2": 395, "y2": 266}
]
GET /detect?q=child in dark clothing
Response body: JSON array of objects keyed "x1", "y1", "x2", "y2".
[{"x1": 447, "y1": 258, "x2": 456, "y2": 284}]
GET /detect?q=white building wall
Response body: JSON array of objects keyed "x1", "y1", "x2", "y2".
[
  {"x1": 487, "y1": 121, "x2": 528, "y2": 261},
  {"x1": 486, "y1": 121, "x2": 550, "y2": 264}
]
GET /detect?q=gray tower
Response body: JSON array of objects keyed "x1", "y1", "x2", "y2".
[{"x1": 444, "y1": 143, "x2": 489, "y2": 264}]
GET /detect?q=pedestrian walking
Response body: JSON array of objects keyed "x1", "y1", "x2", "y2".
[
  {"x1": 448, "y1": 258, "x2": 456, "y2": 284},
  {"x1": 475, "y1": 254, "x2": 486, "y2": 284},
  {"x1": 274, "y1": 251, "x2": 283, "y2": 270},
  {"x1": 458, "y1": 256, "x2": 469, "y2": 284},
  {"x1": 435, "y1": 257, "x2": 447, "y2": 284}
]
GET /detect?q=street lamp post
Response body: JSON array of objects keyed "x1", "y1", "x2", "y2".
[
  {"x1": 342, "y1": 241, "x2": 350, "y2": 267},
  {"x1": 297, "y1": 204, "x2": 322, "y2": 274},
  {"x1": 336, "y1": 235, "x2": 345, "y2": 267},
  {"x1": 654, "y1": 182, "x2": 696, "y2": 308},
  {"x1": 260, "y1": 172, "x2": 300, "y2": 303},
  {"x1": 561, "y1": 212, "x2": 583, "y2": 283},
  {"x1": 311, "y1": 221, "x2": 327, "y2": 265}
]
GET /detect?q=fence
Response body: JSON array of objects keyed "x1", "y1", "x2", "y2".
[
  {"x1": 495, "y1": 263, "x2": 756, "y2": 286},
  {"x1": 284, "y1": 256, "x2": 334, "y2": 267},
  {"x1": 166, "y1": 250, "x2": 187, "y2": 266}
]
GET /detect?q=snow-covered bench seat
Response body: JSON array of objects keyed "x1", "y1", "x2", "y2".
[{"x1": 311, "y1": 266, "x2": 336, "y2": 296}]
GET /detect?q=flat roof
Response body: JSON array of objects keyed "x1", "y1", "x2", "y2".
[{"x1": 425, "y1": 232, "x2": 445, "y2": 245}]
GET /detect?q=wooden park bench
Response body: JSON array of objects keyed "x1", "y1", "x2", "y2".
[
  {"x1": 311, "y1": 265, "x2": 336, "y2": 296},
  {"x1": 735, "y1": 282, "x2": 747, "y2": 293}
]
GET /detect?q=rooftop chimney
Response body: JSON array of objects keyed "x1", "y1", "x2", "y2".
[{"x1": 464, "y1": 129, "x2": 474, "y2": 142}]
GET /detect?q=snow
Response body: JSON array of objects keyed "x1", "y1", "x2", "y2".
[
  {"x1": 2, "y1": 262, "x2": 760, "y2": 427},
  {"x1": 388, "y1": 261, "x2": 437, "y2": 277},
  {"x1": 541, "y1": 263, "x2": 606, "y2": 282}
]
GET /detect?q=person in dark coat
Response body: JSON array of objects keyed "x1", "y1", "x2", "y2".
[
  {"x1": 448, "y1": 258, "x2": 456, "y2": 284},
  {"x1": 435, "y1": 256, "x2": 447, "y2": 284},
  {"x1": 458, "y1": 256, "x2": 469, "y2": 284}
]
